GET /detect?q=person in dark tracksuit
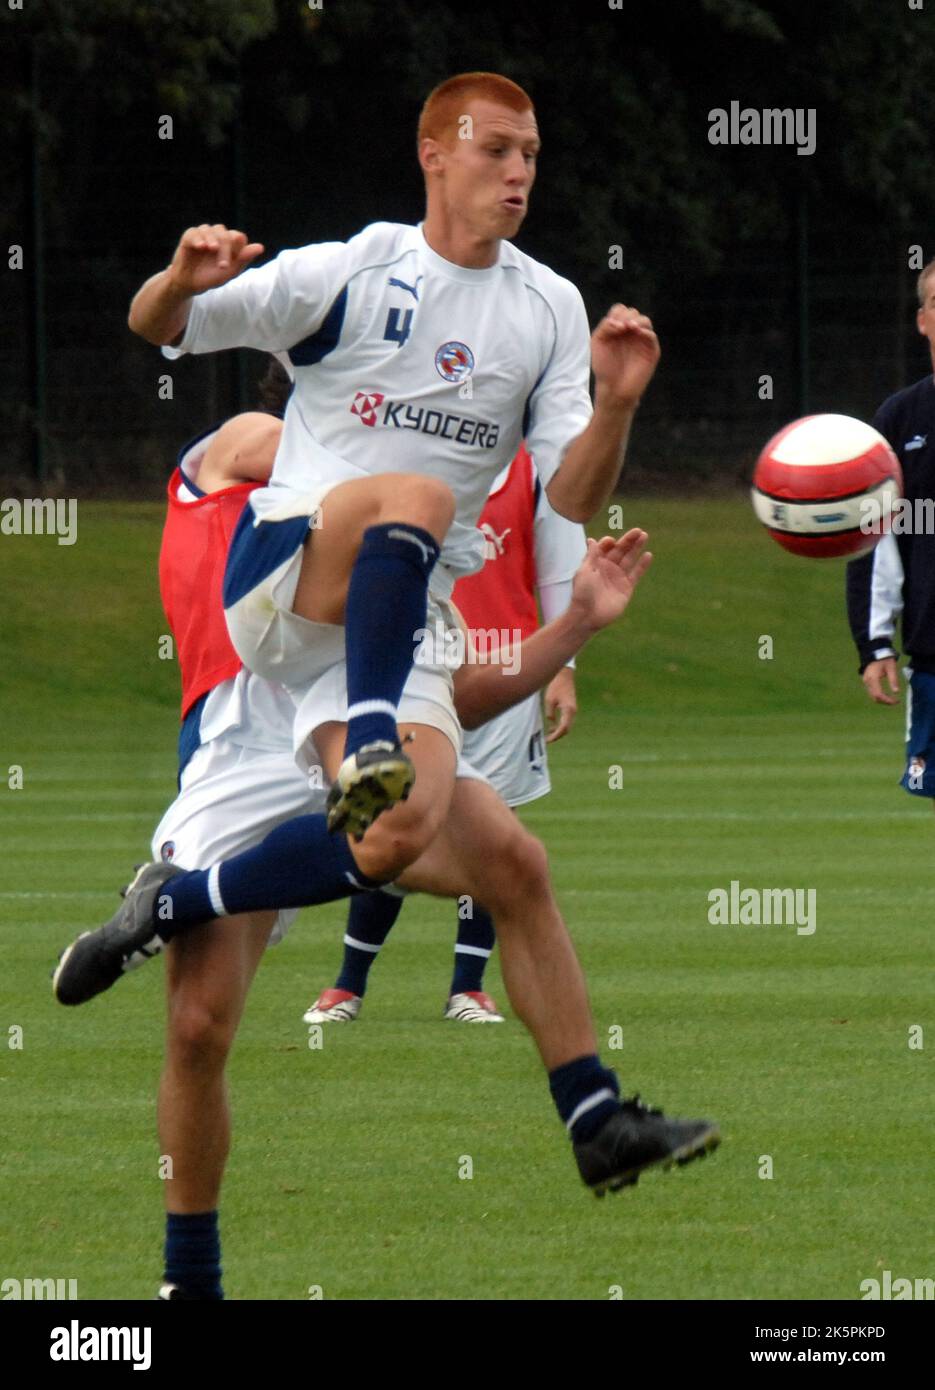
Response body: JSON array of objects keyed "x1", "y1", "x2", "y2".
[{"x1": 847, "y1": 256, "x2": 935, "y2": 803}]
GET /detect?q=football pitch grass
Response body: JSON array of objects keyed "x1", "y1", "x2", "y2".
[{"x1": 1, "y1": 497, "x2": 931, "y2": 1301}]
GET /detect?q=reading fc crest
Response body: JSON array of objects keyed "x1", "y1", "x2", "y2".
[{"x1": 434, "y1": 341, "x2": 474, "y2": 383}]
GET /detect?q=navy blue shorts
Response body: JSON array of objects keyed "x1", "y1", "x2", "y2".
[{"x1": 901, "y1": 667, "x2": 935, "y2": 797}]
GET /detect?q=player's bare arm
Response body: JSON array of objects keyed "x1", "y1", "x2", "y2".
[
  {"x1": 128, "y1": 224, "x2": 265, "y2": 347},
  {"x1": 198, "y1": 413, "x2": 283, "y2": 491},
  {"x1": 547, "y1": 305, "x2": 661, "y2": 522},
  {"x1": 454, "y1": 530, "x2": 651, "y2": 728}
]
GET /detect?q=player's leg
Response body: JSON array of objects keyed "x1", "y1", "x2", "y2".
[
  {"x1": 158, "y1": 909, "x2": 274, "y2": 1300},
  {"x1": 53, "y1": 719, "x2": 457, "y2": 1007},
  {"x1": 290, "y1": 472, "x2": 455, "y2": 625},
  {"x1": 899, "y1": 666, "x2": 935, "y2": 802},
  {"x1": 397, "y1": 776, "x2": 720, "y2": 1192},
  {"x1": 302, "y1": 890, "x2": 406, "y2": 1023},
  {"x1": 146, "y1": 724, "x2": 314, "y2": 1298},
  {"x1": 444, "y1": 694, "x2": 549, "y2": 1022},
  {"x1": 398, "y1": 777, "x2": 596, "y2": 1066},
  {"x1": 221, "y1": 470, "x2": 456, "y2": 839},
  {"x1": 308, "y1": 719, "x2": 456, "y2": 880},
  {"x1": 293, "y1": 472, "x2": 455, "y2": 829},
  {"x1": 446, "y1": 903, "x2": 502, "y2": 1021}
]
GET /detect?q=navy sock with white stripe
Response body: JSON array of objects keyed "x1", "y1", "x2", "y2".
[
  {"x1": 549, "y1": 1055, "x2": 621, "y2": 1143},
  {"x1": 343, "y1": 522, "x2": 440, "y2": 758},
  {"x1": 335, "y1": 890, "x2": 405, "y2": 997},
  {"x1": 154, "y1": 813, "x2": 385, "y2": 935},
  {"x1": 450, "y1": 905, "x2": 496, "y2": 994},
  {"x1": 164, "y1": 1210, "x2": 223, "y2": 1301}
]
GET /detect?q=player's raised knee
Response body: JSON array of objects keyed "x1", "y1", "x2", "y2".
[{"x1": 380, "y1": 473, "x2": 455, "y2": 540}]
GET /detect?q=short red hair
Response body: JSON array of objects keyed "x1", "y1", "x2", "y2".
[{"x1": 418, "y1": 72, "x2": 535, "y2": 148}]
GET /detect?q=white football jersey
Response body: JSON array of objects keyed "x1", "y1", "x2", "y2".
[{"x1": 166, "y1": 221, "x2": 593, "y2": 578}]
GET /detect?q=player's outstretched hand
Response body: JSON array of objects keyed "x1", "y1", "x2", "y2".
[
  {"x1": 591, "y1": 304, "x2": 660, "y2": 409},
  {"x1": 570, "y1": 530, "x2": 652, "y2": 632},
  {"x1": 862, "y1": 657, "x2": 900, "y2": 706},
  {"x1": 167, "y1": 224, "x2": 265, "y2": 296}
]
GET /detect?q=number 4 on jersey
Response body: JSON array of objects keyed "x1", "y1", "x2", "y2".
[{"x1": 383, "y1": 307, "x2": 413, "y2": 348}]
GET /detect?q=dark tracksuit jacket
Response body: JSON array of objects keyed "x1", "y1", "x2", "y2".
[{"x1": 846, "y1": 374, "x2": 935, "y2": 674}]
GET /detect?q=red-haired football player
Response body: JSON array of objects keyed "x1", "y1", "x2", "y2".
[{"x1": 59, "y1": 72, "x2": 718, "y2": 1224}]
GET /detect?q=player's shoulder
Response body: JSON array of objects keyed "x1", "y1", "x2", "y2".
[
  {"x1": 874, "y1": 373, "x2": 934, "y2": 426},
  {"x1": 499, "y1": 240, "x2": 585, "y2": 312},
  {"x1": 346, "y1": 220, "x2": 415, "y2": 255},
  {"x1": 277, "y1": 222, "x2": 416, "y2": 279},
  {"x1": 266, "y1": 221, "x2": 416, "y2": 291}
]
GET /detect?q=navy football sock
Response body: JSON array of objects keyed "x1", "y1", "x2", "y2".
[
  {"x1": 343, "y1": 522, "x2": 440, "y2": 757},
  {"x1": 154, "y1": 814, "x2": 385, "y2": 936},
  {"x1": 549, "y1": 1054, "x2": 621, "y2": 1143},
  {"x1": 335, "y1": 890, "x2": 405, "y2": 997},
  {"x1": 164, "y1": 1210, "x2": 223, "y2": 1301},
  {"x1": 450, "y1": 905, "x2": 496, "y2": 995}
]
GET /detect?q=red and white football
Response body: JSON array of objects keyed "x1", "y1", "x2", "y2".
[{"x1": 751, "y1": 413, "x2": 903, "y2": 559}]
